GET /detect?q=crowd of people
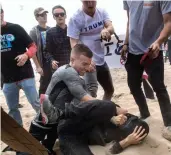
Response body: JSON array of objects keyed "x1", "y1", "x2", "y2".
[{"x1": 1, "y1": 1, "x2": 171, "y2": 155}]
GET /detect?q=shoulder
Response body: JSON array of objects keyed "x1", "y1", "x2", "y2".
[
  {"x1": 96, "y1": 7, "x2": 107, "y2": 14},
  {"x1": 47, "y1": 27, "x2": 56, "y2": 34},
  {"x1": 30, "y1": 26, "x2": 37, "y2": 33},
  {"x1": 6, "y1": 22, "x2": 21, "y2": 29},
  {"x1": 70, "y1": 8, "x2": 84, "y2": 21},
  {"x1": 55, "y1": 65, "x2": 78, "y2": 79}
]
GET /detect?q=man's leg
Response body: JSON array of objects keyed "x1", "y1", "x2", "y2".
[
  {"x1": 39, "y1": 63, "x2": 52, "y2": 95},
  {"x1": 83, "y1": 71, "x2": 98, "y2": 98},
  {"x1": 20, "y1": 78, "x2": 40, "y2": 113},
  {"x1": 96, "y1": 62, "x2": 114, "y2": 100},
  {"x1": 168, "y1": 49, "x2": 171, "y2": 65},
  {"x1": 59, "y1": 134, "x2": 93, "y2": 155},
  {"x1": 125, "y1": 53, "x2": 150, "y2": 118},
  {"x1": 59, "y1": 100, "x2": 119, "y2": 135},
  {"x1": 43, "y1": 125, "x2": 58, "y2": 154},
  {"x1": 2, "y1": 82, "x2": 22, "y2": 125},
  {"x1": 58, "y1": 100, "x2": 120, "y2": 155},
  {"x1": 16, "y1": 121, "x2": 48, "y2": 155},
  {"x1": 146, "y1": 52, "x2": 171, "y2": 127}
]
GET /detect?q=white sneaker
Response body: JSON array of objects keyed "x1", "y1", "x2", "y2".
[{"x1": 162, "y1": 126, "x2": 171, "y2": 141}]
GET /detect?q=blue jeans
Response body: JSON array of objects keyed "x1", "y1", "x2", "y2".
[{"x1": 3, "y1": 78, "x2": 40, "y2": 125}]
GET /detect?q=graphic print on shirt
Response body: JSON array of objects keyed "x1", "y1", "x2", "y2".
[
  {"x1": 0, "y1": 34, "x2": 15, "y2": 52},
  {"x1": 80, "y1": 20, "x2": 104, "y2": 34},
  {"x1": 40, "y1": 31, "x2": 47, "y2": 50}
]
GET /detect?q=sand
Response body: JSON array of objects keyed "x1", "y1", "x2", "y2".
[{"x1": 1, "y1": 62, "x2": 171, "y2": 155}]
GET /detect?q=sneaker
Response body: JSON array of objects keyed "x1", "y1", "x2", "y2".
[
  {"x1": 40, "y1": 94, "x2": 61, "y2": 125},
  {"x1": 106, "y1": 141, "x2": 123, "y2": 155},
  {"x1": 162, "y1": 126, "x2": 171, "y2": 141}
]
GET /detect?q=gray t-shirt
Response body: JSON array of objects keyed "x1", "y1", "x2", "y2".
[{"x1": 123, "y1": 1, "x2": 171, "y2": 54}]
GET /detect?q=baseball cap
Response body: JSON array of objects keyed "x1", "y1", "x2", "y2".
[{"x1": 34, "y1": 7, "x2": 48, "y2": 16}]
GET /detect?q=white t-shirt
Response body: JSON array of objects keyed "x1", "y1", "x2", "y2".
[{"x1": 67, "y1": 8, "x2": 111, "y2": 66}]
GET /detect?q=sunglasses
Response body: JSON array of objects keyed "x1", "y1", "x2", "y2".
[
  {"x1": 37, "y1": 13, "x2": 47, "y2": 17},
  {"x1": 53, "y1": 12, "x2": 65, "y2": 17}
]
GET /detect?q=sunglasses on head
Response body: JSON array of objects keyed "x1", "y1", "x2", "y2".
[{"x1": 53, "y1": 12, "x2": 65, "y2": 17}]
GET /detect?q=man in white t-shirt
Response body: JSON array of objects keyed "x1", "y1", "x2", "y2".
[{"x1": 67, "y1": 0, "x2": 114, "y2": 100}]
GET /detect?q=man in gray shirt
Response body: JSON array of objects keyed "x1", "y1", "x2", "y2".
[{"x1": 121, "y1": 1, "x2": 171, "y2": 141}]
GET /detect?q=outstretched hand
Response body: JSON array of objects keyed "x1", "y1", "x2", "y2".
[{"x1": 126, "y1": 126, "x2": 147, "y2": 145}]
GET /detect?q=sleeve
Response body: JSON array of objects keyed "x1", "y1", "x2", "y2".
[
  {"x1": 67, "y1": 17, "x2": 81, "y2": 39},
  {"x1": 15, "y1": 24, "x2": 33, "y2": 48},
  {"x1": 43, "y1": 30, "x2": 55, "y2": 62},
  {"x1": 29, "y1": 29, "x2": 38, "y2": 45},
  {"x1": 62, "y1": 69, "x2": 88, "y2": 100},
  {"x1": 159, "y1": 1, "x2": 171, "y2": 15},
  {"x1": 102, "y1": 9, "x2": 111, "y2": 23},
  {"x1": 123, "y1": 1, "x2": 129, "y2": 10}
]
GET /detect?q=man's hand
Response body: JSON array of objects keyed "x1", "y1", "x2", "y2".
[
  {"x1": 126, "y1": 126, "x2": 147, "y2": 145},
  {"x1": 51, "y1": 60, "x2": 59, "y2": 70},
  {"x1": 121, "y1": 45, "x2": 128, "y2": 61},
  {"x1": 15, "y1": 53, "x2": 28, "y2": 66},
  {"x1": 88, "y1": 61, "x2": 96, "y2": 72},
  {"x1": 111, "y1": 114, "x2": 127, "y2": 126},
  {"x1": 36, "y1": 67, "x2": 44, "y2": 76},
  {"x1": 148, "y1": 41, "x2": 161, "y2": 59},
  {"x1": 101, "y1": 29, "x2": 111, "y2": 41}
]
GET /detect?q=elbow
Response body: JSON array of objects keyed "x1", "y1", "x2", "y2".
[{"x1": 25, "y1": 43, "x2": 37, "y2": 58}]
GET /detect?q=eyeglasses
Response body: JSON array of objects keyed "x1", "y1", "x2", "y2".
[{"x1": 53, "y1": 12, "x2": 65, "y2": 17}]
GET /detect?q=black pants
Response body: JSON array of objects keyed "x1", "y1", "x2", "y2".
[
  {"x1": 16, "y1": 122, "x2": 57, "y2": 155},
  {"x1": 96, "y1": 62, "x2": 114, "y2": 100},
  {"x1": 167, "y1": 40, "x2": 171, "y2": 65},
  {"x1": 29, "y1": 122, "x2": 58, "y2": 154},
  {"x1": 125, "y1": 52, "x2": 171, "y2": 126},
  {"x1": 58, "y1": 100, "x2": 117, "y2": 155},
  {"x1": 39, "y1": 63, "x2": 52, "y2": 95}
]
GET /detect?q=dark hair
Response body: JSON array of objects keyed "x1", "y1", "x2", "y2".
[
  {"x1": 120, "y1": 113, "x2": 149, "y2": 140},
  {"x1": 52, "y1": 5, "x2": 66, "y2": 15},
  {"x1": 72, "y1": 44, "x2": 93, "y2": 58}
]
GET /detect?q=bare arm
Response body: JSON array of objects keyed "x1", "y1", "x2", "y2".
[
  {"x1": 124, "y1": 10, "x2": 129, "y2": 45},
  {"x1": 156, "y1": 12, "x2": 171, "y2": 45},
  {"x1": 70, "y1": 37, "x2": 79, "y2": 49},
  {"x1": 104, "y1": 20, "x2": 114, "y2": 35},
  {"x1": 32, "y1": 55, "x2": 43, "y2": 76},
  {"x1": 81, "y1": 94, "x2": 96, "y2": 102}
]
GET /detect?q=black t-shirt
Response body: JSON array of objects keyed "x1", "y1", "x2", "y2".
[{"x1": 1, "y1": 22, "x2": 34, "y2": 83}]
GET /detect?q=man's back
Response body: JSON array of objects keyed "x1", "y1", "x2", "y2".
[{"x1": 46, "y1": 65, "x2": 87, "y2": 111}]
